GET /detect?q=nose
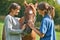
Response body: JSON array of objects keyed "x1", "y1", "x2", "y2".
[{"x1": 17, "y1": 10, "x2": 20, "y2": 13}]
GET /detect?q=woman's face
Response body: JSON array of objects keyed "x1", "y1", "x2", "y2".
[
  {"x1": 38, "y1": 10, "x2": 45, "y2": 16},
  {"x1": 11, "y1": 6, "x2": 20, "y2": 16},
  {"x1": 11, "y1": 6, "x2": 21, "y2": 16}
]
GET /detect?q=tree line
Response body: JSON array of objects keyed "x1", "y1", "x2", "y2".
[{"x1": 0, "y1": 0, "x2": 60, "y2": 25}]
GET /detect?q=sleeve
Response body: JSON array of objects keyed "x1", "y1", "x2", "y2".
[
  {"x1": 39, "y1": 19, "x2": 47, "y2": 34},
  {"x1": 5, "y1": 17, "x2": 23, "y2": 34},
  {"x1": 15, "y1": 17, "x2": 20, "y2": 21}
]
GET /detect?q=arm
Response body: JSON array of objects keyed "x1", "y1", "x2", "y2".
[
  {"x1": 19, "y1": 17, "x2": 26, "y2": 30},
  {"x1": 15, "y1": 17, "x2": 26, "y2": 30},
  {"x1": 27, "y1": 22, "x2": 45, "y2": 38},
  {"x1": 5, "y1": 17, "x2": 23, "y2": 34},
  {"x1": 28, "y1": 19, "x2": 48, "y2": 38}
]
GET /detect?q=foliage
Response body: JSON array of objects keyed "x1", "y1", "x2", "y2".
[{"x1": 0, "y1": 0, "x2": 60, "y2": 24}]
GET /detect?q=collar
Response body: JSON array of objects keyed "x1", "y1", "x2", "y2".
[{"x1": 44, "y1": 14, "x2": 52, "y2": 19}]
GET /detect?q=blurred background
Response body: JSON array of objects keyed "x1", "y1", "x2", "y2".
[{"x1": 0, "y1": 0, "x2": 60, "y2": 40}]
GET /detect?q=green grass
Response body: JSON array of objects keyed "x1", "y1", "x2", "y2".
[
  {"x1": 36, "y1": 31, "x2": 60, "y2": 40},
  {"x1": 36, "y1": 32, "x2": 60, "y2": 40},
  {"x1": 56, "y1": 31, "x2": 60, "y2": 40},
  {"x1": 0, "y1": 22, "x2": 4, "y2": 40},
  {"x1": 0, "y1": 22, "x2": 60, "y2": 40}
]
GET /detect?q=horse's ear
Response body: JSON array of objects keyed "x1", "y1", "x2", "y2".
[
  {"x1": 34, "y1": 2, "x2": 38, "y2": 9},
  {"x1": 33, "y1": 0, "x2": 38, "y2": 9},
  {"x1": 24, "y1": 0, "x2": 29, "y2": 7}
]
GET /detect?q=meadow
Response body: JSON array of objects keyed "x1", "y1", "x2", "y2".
[{"x1": 0, "y1": 22, "x2": 60, "y2": 40}]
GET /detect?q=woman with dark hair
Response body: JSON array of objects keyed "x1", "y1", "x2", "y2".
[
  {"x1": 3, "y1": 3, "x2": 25, "y2": 40},
  {"x1": 28, "y1": 2, "x2": 56, "y2": 40}
]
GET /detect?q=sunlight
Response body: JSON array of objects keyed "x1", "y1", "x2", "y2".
[{"x1": 57, "y1": 0, "x2": 60, "y2": 4}]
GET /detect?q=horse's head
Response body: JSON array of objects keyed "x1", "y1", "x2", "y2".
[
  {"x1": 24, "y1": 0, "x2": 38, "y2": 16},
  {"x1": 19, "y1": 1, "x2": 38, "y2": 35}
]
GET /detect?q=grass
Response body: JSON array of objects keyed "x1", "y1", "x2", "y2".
[
  {"x1": 0, "y1": 22, "x2": 4, "y2": 40},
  {"x1": 56, "y1": 31, "x2": 60, "y2": 40},
  {"x1": 36, "y1": 32, "x2": 60, "y2": 40},
  {"x1": 0, "y1": 22, "x2": 60, "y2": 40}
]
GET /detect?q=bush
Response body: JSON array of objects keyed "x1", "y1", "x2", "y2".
[
  {"x1": 0, "y1": 16, "x2": 5, "y2": 22},
  {"x1": 55, "y1": 25, "x2": 60, "y2": 32}
]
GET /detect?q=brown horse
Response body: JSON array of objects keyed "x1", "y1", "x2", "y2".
[{"x1": 21, "y1": 1, "x2": 38, "y2": 40}]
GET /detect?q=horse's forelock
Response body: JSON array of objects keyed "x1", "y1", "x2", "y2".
[{"x1": 25, "y1": 5, "x2": 36, "y2": 16}]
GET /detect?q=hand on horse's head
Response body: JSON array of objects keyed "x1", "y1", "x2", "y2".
[{"x1": 19, "y1": 17, "x2": 24, "y2": 24}]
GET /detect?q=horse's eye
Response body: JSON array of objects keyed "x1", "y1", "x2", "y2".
[{"x1": 29, "y1": 10, "x2": 33, "y2": 14}]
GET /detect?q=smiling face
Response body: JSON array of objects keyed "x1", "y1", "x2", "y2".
[
  {"x1": 12, "y1": 7, "x2": 20, "y2": 16},
  {"x1": 9, "y1": 3, "x2": 21, "y2": 16}
]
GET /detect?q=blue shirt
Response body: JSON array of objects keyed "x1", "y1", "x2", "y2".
[{"x1": 39, "y1": 15, "x2": 56, "y2": 40}]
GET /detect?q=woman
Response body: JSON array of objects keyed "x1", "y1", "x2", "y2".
[
  {"x1": 28, "y1": 2, "x2": 56, "y2": 40},
  {"x1": 3, "y1": 3, "x2": 25, "y2": 40}
]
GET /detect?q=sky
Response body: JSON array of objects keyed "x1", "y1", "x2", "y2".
[{"x1": 57, "y1": 0, "x2": 60, "y2": 4}]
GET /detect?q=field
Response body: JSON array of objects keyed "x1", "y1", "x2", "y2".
[{"x1": 0, "y1": 22, "x2": 60, "y2": 40}]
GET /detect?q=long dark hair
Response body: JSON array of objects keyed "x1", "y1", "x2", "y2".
[
  {"x1": 37, "y1": 2, "x2": 49, "y2": 14},
  {"x1": 48, "y1": 6, "x2": 55, "y2": 18},
  {"x1": 8, "y1": 3, "x2": 21, "y2": 13},
  {"x1": 37, "y1": 2, "x2": 55, "y2": 18}
]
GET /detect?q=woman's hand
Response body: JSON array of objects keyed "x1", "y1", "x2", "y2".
[
  {"x1": 19, "y1": 17, "x2": 25, "y2": 29},
  {"x1": 19, "y1": 17, "x2": 24, "y2": 24},
  {"x1": 21, "y1": 24, "x2": 26, "y2": 31},
  {"x1": 27, "y1": 21, "x2": 45, "y2": 38}
]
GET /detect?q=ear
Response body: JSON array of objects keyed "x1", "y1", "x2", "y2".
[
  {"x1": 11, "y1": 9, "x2": 15, "y2": 12},
  {"x1": 24, "y1": 0, "x2": 29, "y2": 7},
  {"x1": 34, "y1": 3, "x2": 38, "y2": 9},
  {"x1": 34, "y1": 0, "x2": 38, "y2": 9}
]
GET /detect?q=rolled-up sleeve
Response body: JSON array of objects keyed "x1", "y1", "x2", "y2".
[
  {"x1": 5, "y1": 17, "x2": 23, "y2": 34},
  {"x1": 39, "y1": 19, "x2": 47, "y2": 34}
]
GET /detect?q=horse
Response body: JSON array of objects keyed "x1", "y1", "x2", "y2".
[{"x1": 21, "y1": 1, "x2": 38, "y2": 40}]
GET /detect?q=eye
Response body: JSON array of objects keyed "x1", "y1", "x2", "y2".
[{"x1": 29, "y1": 10, "x2": 33, "y2": 14}]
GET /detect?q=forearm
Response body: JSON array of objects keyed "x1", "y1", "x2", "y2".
[
  {"x1": 9, "y1": 28, "x2": 23, "y2": 34},
  {"x1": 32, "y1": 27, "x2": 44, "y2": 38},
  {"x1": 20, "y1": 24, "x2": 26, "y2": 30},
  {"x1": 28, "y1": 24, "x2": 44, "y2": 38}
]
